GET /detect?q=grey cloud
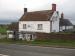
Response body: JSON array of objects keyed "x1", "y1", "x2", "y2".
[{"x1": 0, "y1": 0, "x2": 75, "y2": 25}]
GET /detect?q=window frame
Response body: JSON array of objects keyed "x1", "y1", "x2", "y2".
[
  {"x1": 37, "y1": 24, "x2": 43, "y2": 30},
  {"x1": 23, "y1": 24, "x2": 27, "y2": 29}
]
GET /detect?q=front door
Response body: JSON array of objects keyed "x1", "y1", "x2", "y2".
[
  {"x1": 26, "y1": 34, "x2": 33, "y2": 41},
  {"x1": 30, "y1": 34, "x2": 33, "y2": 40}
]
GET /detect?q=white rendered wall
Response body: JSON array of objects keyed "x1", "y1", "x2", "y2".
[
  {"x1": 51, "y1": 11, "x2": 59, "y2": 32},
  {"x1": 66, "y1": 26, "x2": 73, "y2": 29},
  {"x1": 52, "y1": 20, "x2": 59, "y2": 32},
  {"x1": 19, "y1": 21, "x2": 50, "y2": 33},
  {"x1": 60, "y1": 26, "x2": 73, "y2": 31}
]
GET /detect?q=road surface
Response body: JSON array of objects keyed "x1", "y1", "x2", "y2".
[{"x1": 0, "y1": 44, "x2": 75, "y2": 56}]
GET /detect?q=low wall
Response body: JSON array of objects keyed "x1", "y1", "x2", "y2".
[{"x1": 36, "y1": 33, "x2": 75, "y2": 40}]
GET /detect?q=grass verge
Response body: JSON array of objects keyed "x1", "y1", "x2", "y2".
[
  {"x1": 31, "y1": 39, "x2": 75, "y2": 47},
  {"x1": 0, "y1": 38, "x2": 75, "y2": 48}
]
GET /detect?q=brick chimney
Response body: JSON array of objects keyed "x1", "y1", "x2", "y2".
[
  {"x1": 61, "y1": 12, "x2": 64, "y2": 19},
  {"x1": 24, "y1": 8, "x2": 27, "y2": 14},
  {"x1": 52, "y1": 4, "x2": 56, "y2": 11}
]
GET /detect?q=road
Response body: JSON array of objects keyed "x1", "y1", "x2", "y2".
[{"x1": 0, "y1": 44, "x2": 75, "y2": 56}]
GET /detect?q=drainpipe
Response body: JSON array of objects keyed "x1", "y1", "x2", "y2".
[
  {"x1": 65, "y1": 26, "x2": 67, "y2": 30},
  {"x1": 50, "y1": 21, "x2": 52, "y2": 32}
]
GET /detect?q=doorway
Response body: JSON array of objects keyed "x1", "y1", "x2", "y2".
[{"x1": 25, "y1": 34, "x2": 33, "y2": 41}]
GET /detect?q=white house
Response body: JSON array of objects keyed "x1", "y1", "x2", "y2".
[
  {"x1": 59, "y1": 13, "x2": 73, "y2": 32},
  {"x1": 19, "y1": 4, "x2": 59, "y2": 41}
]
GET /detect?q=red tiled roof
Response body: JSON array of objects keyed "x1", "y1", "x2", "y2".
[{"x1": 19, "y1": 10, "x2": 54, "y2": 21}]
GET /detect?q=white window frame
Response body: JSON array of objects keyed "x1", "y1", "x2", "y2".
[
  {"x1": 37, "y1": 24, "x2": 43, "y2": 30},
  {"x1": 23, "y1": 24, "x2": 27, "y2": 29}
]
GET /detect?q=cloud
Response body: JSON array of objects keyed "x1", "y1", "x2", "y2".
[
  {"x1": 0, "y1": 0, "x2": 24, "y2": 20},
  {"x1": 0, "y1": 0, "x2": 75, "y2": 24}
]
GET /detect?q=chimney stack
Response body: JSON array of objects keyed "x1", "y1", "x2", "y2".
[
  {"x1": 61, "y1": 12, "x2": 64, "y2": 19},
  {"x1": 52, "y1": 4, "x2": 56, "y2": 11},
  {"x1": 24, "y1": 8, "x2": 27, "y2": 14}
]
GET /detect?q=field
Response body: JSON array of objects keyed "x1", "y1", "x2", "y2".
[{"x1": 0, "y1": 27, "x2": 7, "y2": 34}]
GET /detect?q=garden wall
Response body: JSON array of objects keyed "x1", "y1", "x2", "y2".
[{"x1": 36, "y1": 33, "x2": 75, "y2": 40}]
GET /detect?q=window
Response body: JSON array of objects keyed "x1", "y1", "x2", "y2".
[
  {"x1": 37, "y1": 24, "x2": 43, "y2": 30},
  {"x1": 23, "y1": 24, "x2": 26, "y2": 29}
]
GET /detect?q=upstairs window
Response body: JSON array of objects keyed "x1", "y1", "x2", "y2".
[
  {"x1": 23, "y1": 24, "x2": 26, "y2": 29},
  {"x1": 37, "y1": 24, "x2": 43, "y2": 30}
]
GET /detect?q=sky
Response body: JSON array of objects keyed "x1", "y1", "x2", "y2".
[{"x1": 0, "y1": 0, "x2": 75, "y2": 24}]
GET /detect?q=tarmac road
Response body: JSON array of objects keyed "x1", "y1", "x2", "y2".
[{"x1": 0, "y1": 44, "x2": 75, "y2": 56}]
